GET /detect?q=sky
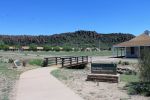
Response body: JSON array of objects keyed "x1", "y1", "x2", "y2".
[{"x1": 0, "y1": 0, "x2": 150, "y2": 36}]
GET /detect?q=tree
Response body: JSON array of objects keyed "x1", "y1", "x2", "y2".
[
  {"x1": 43, "y1": 45, "x2": 52, "y2": 51},
  {"x1": 53, "y1": 46, "x2": 61, "y2": 52},
  {"x1": 138, "y1": 48, "x2": 150, "y2": 82},
  {"x1": 63, "y1": 46, "x2": 72, "y2": 52},
  {"x1": 144, "y1": 30, "x2": 150, "y2": 35},
  {"x1": 29, "y1": 44, "x2": 37, "y2": 51}
]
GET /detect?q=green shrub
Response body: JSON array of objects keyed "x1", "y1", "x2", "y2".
[
  {"x1": 118, "y1": 60, "x2": 122, "y2": 64},
  {"x1": 122, "y1": 61, "x2": 130, "y2": 65},
  {"x1": 41, "y1": 59, "x2": 48, "y2": 67},
  {"x1": 43, "y1": 45, "x2": 52, "y2": 51},
  {"x1": 29, "y1": 44, "x2": 37, "y2": 51},
  {"x1": 8, "y1": 58, "x2": 14, "y2": 63},
  {"x1": 53, "y1": 46, "x2": 61, "y2": 52},
  {"x1": 29, "y1": 59, "x2": 43, "y2": 66},
  {"x1": 125, "y1": 82, "x2": 150, "y2": 96},
  {"x1": 63, "y1": 46, "x2": 72, "y2": 52}
]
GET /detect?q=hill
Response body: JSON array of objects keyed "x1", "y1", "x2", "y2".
[{"x1": 0, "y1": 30, "x2": 135, "y2": 50}]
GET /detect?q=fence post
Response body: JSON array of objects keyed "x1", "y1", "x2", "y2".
[
  {"x1": 45, "y1": 58, "x2": 48, "y2": 67},
  {"x1": 70, "y1": 57, "x2": 72, "y2": 65},
  {"x1": 82, "y1": 56, "x2": 84, "y2": 63},
  {"x1": 86, "y1": 56, "x2": 88, "y2": 62},
  {"x1": 62, "y1": 58, "x2": 64, "y2": 68},
  {"x1": 77, "y1": 57, "x2": 78, "y2": 64},
  {"x1": 55, "y1": 57, "x2": 57, "y2": 65}
]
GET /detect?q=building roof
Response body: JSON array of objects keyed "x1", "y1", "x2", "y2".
[{"x1": 114, "y1": 33, "x2": 150, "y2": 47}]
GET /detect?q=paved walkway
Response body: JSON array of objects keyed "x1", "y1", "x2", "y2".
[{"x1": 16, "y1": 67, "x2": 84, "y2": 100}]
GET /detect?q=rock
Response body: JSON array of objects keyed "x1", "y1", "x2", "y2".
[{"x1": 14, "y1": 60, "x2": 22, "y2": 69}]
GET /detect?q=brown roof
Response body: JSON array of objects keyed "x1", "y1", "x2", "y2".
[{"x1": 114, "y1": 33, "x2": 150, "y2": 47}]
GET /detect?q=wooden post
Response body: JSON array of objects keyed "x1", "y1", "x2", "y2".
[
  {"x1": 70, "y1": 57, "x2": 72, "y2": 65},
  {"x1": 77, "y1": 57, "x2": 78, "y2": 64},
  {"x1": 45, "y1": 58, "x2": 48, "y2": 67},
  {"x1": 62, "y1": 58, "x2": 64, "y2": 68},
  {"x1": 86, "y1": 56, "x2": 88, "y2": 62},
  {"x1": 55, "y1": 57, "x2": 58, "y2": 65}
]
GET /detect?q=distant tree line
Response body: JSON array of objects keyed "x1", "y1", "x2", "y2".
[{"x1": 0, "y1": 30, "x2": 135, "y2": 50}]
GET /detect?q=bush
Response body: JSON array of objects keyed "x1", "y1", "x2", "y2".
[
  {"x1": 118, "y1": 61, "x2": 129, "y2": 65},
  {"x1": 29, "y1": 59, "x2": 43, "y2": 66},
  {"x1": 29, "y1": 44, "x2": 37, "y2": 51},
  {"x1": 53, "y1": 46, "x2": 61, "y2": 52},
  {"x1": 8, "y1": 58, "x2": 14, "y2": 63},
  {"x1": 122, "y1": 61, "x2": 130, "y2": 65},
  {"x1": 63, "y1": 46, "x2": 72, "y2": 52},
  {"x1": 43, "y1": 45, "x2": 52, "y2": 51},
  {"x1": 118, "y1": 60, "x2": 122, "y2": 64},
  {"x1": 125, "y1": 82, "x2": 150, "y2": 96},
  {"x1": 41, "y1": 59, "x2": 48, "y2": 67}
]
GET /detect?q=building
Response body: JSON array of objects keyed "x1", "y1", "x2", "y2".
[
  {"x1": 21, "y1": 46, "x2": 29, "y2": 51},
  {"x1": 37, "y1": 47, "x2": 44, "y2": 51},
  {"x1": 9, "y1": 46, "x2": 16, "y2": 51},
  {"x1": 113, "y1": 32, "x2": 150, "y2": 58}
]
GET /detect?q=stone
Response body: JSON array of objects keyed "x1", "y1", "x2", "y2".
[{"x1": 14, "y1": 60, "x2": 22, "y2": 68}]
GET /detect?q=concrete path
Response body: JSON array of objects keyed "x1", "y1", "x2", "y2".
[{"x1": 16, "y1": 67, "x2": 84, "y2": 100}]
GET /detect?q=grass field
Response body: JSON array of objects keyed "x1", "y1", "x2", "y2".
[{"x1": 2, "y1": 50, "x2": 113, "y2": 57}]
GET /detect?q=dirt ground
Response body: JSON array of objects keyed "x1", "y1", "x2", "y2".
[
  {"x1": 54, "y1": 67, "x2": 150, "y2": 100},
  {"x1": 51, "y1": 56, "x2": 149, "y2": 100}
]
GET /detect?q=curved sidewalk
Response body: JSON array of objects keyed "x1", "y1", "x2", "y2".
[{"x1": 16, "y1": 67, "x2": 83, "y2": 100}]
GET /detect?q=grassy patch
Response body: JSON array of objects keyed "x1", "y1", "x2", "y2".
[
  {"x1": 0, "y1": 63, "x2": 20, "y2": 100},
  {"x1": 120, "y1": 74, "x2": 139, "y2": 83},
  {"x1": 19, "y1": 51, "x2": 112, "y2": 56},
  {"x1": 51, "y1": 69, "x2": 68, "y2": 80},
  {"x1": 29, "y1": 59, "x2": 43, "y2": 66}
]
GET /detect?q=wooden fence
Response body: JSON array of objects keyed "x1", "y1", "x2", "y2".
[{"x1": 44, "y1": 56, "x2": 88, "y2": 68}]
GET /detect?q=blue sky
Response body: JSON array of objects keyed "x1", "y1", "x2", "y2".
[{"x1": 0, "y1": 0, "x2": 150, "y2": 35}]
